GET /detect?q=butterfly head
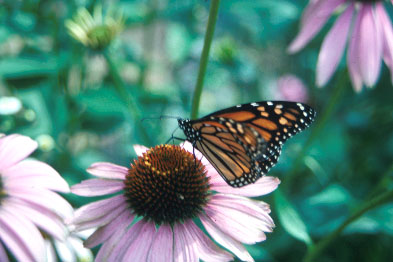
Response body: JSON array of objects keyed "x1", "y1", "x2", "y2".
[{"x1": 178, "y1": 118, "x2": 200, "y2": 142}]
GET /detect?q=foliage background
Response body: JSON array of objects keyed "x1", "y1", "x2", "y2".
[{"x1": 1, "y1": 0, "x2": 393, "y2": 261}]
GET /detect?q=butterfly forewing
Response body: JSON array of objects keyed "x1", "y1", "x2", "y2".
[{"x1": 178, "y1": 101, "x2": 316, "y2": 187}]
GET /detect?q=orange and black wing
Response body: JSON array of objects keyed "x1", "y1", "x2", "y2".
[
  {"x1": 190, "y1": 118, "x2": 267, "y2": 187},
  {"x1": 202, "y1": 101, "x2": 316, "y2": 176}
]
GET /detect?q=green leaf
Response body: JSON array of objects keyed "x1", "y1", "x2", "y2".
[
  {"x1": 0, "y1": 56, "x2": 58, "y2": 79},
  {"x1": 275, "y1": 189, "x2": 313, "y2": 246}
]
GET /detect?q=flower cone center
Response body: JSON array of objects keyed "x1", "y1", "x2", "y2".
[{"x1": 124, "y1": 145, "x2": 210, "y2": 225}]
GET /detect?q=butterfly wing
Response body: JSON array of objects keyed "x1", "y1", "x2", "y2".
[
  {"x1": 190, "y1": 118, "x2": 267, "y2": 187},
  {"x1": 202, "y1": 101, "x2": 316, "y2": 176},
  {"x1": 179, "y1": 101, "x2": 316, "y2": 187}
]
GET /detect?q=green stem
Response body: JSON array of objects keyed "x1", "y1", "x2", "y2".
[
  {"x1": 284, "y1": 72, "x2": 348, "y2": 189},
  {"x1": 190, "y1": 0, "x2": 221, "y2": 119},
  {"x1": 103, "y1": 50, "x2": 152, "y2": 145},
  {"x1": 303, "y1": 188, "x2": 393, "y2": 262}
]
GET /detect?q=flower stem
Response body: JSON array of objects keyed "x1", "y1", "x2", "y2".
[
  {"x1": 303, "y1": 188, "x2": 393, "y2": 262},
  {"x1": 103, "y1": 50, "x2": 152, "y2": 145},
  {"x1": 190, "y1": 0, "x2": 221, "y2": 119}
]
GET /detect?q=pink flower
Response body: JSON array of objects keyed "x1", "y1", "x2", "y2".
[
  {"x1": 0, "y1": 134, "x2": 73, "y2": 262},
  {"x1": 288, "y1": 0, "x2": 393, "y2": 91},
  {"x1": 69, "y1": 142, "x2": 280, "y2": 262},
  {"x1": 275, "y1": 74, "x2": 309, "y2": 103}
]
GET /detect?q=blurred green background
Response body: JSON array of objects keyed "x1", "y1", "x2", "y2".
[{"x1": 1, "y1": 0, "x2": 393, "y2": 261}]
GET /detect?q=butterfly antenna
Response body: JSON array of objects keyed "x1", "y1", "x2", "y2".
[{"x1": 141, "y1": 115, "x2": 180, "y2": 123}]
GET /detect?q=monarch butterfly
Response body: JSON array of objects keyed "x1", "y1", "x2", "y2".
[{"x1": 178, "y1": 101, "x2": 316, "y2": 187}]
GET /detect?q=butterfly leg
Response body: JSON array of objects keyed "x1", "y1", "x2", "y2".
[{"x1": 164, "y1": 136, "x2": 185, "y2": 144}]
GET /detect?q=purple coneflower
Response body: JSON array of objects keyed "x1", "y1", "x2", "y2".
[
  {"x1": 69, "y1": 142, "x2": 280, "y2": 262},
  {"x1": 0, "y1": 134, "x2": 73, "y2": 262},
  {"x1": 288, "y1": 0, "x2": 393, "y2": 91}
]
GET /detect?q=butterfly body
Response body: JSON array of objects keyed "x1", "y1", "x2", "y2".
[{"x1": 178, "y1": 101, "x2": 316, "y2": 187}]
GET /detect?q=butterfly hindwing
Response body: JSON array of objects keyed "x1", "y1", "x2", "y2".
[{"x1": 191, "y1": 118, "x2": 267, "y2": 187}]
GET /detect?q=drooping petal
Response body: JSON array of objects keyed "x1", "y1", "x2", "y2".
[
  {"x1": 133, "y1": 144, "x2": 149, "y2": 156},
  {"x1": 200, "y1": 214, "x2": 254, "y2": 262},
  {"x1": 86, "y1": 162, "x2": 128, "y2": 180},
  {"x1": 288, "y1": 0, "x2": 344, "y2": 53},
  {"x1": 147, "y1": 224, "x2": 174, "y2": 262},
  {"x1": 0, "y1": 218, "x2": 35, "y2": 262},
  {"x1": 210, "y1": 176, "x2": 280, "y2": 197},
  {"x1": 3, "y1": 159, "x2": 70, "y2": 193},
  {"x1": 5, "y1": 198, "x2": 67, "y2": 241},
  {"x1": 376, "y1": 3, "x2": 393, "y2": 82},
  {"x1": 62, "y1": 236, "x2": 94, "y2": 262},
  {"x1": 70, "y1": 195, "x2": 126, "y2": 231},
  {"x1": 71, "y1": 178, "x2": 124, "y2": 196},
  {"x1": 209, "y1": 194, "x2": 273, "y2": 225},
  {"x1": 173, "y1": 222, "x2": 198, "y2": 262},
  {"x1": 94, "y1": 214, "x2": 135, "y2": 262},
  {"x1": 357, "y1": 4, "x2": 383, "y2": 87},
  {"x1": 0, "y1": 243, "x2": 9, "y2": 262},
  {"x1": 84, "y1": 210, "x2": 134, "y2": 248},
  {"x1": 347, "y1": 9, "x2": 363, "y2": 92},
  {"x1": 105, "y1": 220, "x2": 145, "y2": 262},
  {"x1": 45, "y1": 239, "x2": 56, "y2": 262},
  {"x1": 10, "y1": 188, "x2": 73, "y2": 219},
  {"x1": 184, "y1": 220, "x2": 233, "y2": 262},
  {"x1": 204, "y1": 203, "x2": 270, "y2": 244},
  {"x1": 316, "y1": 4, "x2": 354, "y2": 86},
  {"x1": 121, "y1": 222, "x2": 156, "y2": 261},
  {"x1": 0, "y1": 134, "x2": 37, "y2": 171},
  {"x1": 0, "y1": 210, "x2": 45, "y2": 262}
]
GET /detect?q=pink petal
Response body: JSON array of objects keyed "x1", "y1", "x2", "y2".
[
  {"x1": 376, "y1": 3, "x2": 393, "y2": 82},
  {"x1": 204, "y1": 203, "x2": 270, "y2": 244},
  {"x1": 121, "y1": 222, "x2": 156, "y2": 261},
  {"x1": 70, "y1": 194, "x2": 126, "y2": 231},
  {"x1": 200, "y1": 214, "x2": 254, "y2": 262},
  {"x1": 0, "y1": 210, "x2": 45, "y2": 262},
  {"x1": 10, "y1": 187, "x2": 73, "y2": 219},
  {"x1": 5, "y1": 198, "x2": 67, "y2": 241},
  {"x1": 288, "y1": 0, "x2": 344, "y2": 53},
  {"x1": 147, "y1": 224, "x2": 174, "y2": 262},
  {"x1": 357, "y1": 4, "x2": 383, "y2": 87},
  {"x1": 347, "y1": 9, "x2": 363, "y2": 92},
  {"x1": 210, "y1": 176, "x2": 280, "y2": 197},
  {"x1": 209, "y1": 194, "x2": 273, "y2": 226},
  {"x1": 94, "y1": 215, "x2": 135, "y2": 262},
  {"x1": 133, "y1": 144, "x2": 149, "y2": 156},
  {"x1": 0, "y1": 243, "x2": 9, "y2": 262},
  {"x1": 71, "y1": 179, "x2": 124, "y2": 196},
  {"x1": 316, "y1": 4, "x2": 354, "y2": 86},
  {"x1": 173, "y1": 222, "x2": 198, "y2": 262},
  {"x1": 184, "y1": 220, "x2": 233, "y2": 262},
  {"x1": 3, "y1": 159, "x2": 69, "y2": 193},
  {"x1": 106, "y1": 220, "x2": 146, "y2": 262},
  {"x1": 85, "y1": 210, "x2": 133, "y2": 248},
  {"x1": 87, "y1": 162, "x2": 128, "y2": 180},
  {"x1": 0, "y1": 134, "x2": 37, "y2": 171},
  {"x1": 0, "y1": 219, "x2": 35, "y2": 262}
]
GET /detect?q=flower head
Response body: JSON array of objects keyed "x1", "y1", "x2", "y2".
[
  {"x1": 288, "y1": 0, "x2": 393, "y2": 91},
  {"x1": 0, "y1": 134, "x2": 73, "y2": 262},
  {"x1": 69, "y1": 143, "x2": 280, "y2": 261},
  {"x1": 66, "y1": 5, "x2": 124, "y2": 50}
]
